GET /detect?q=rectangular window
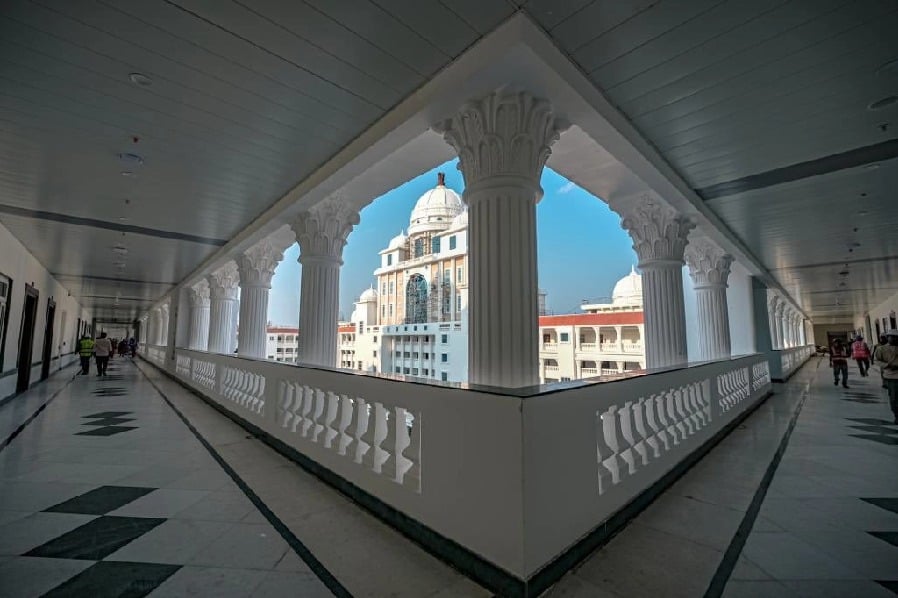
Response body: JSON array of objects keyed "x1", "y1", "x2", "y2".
[
  {"x1": 457, "y1": 266, "x2": 463, "y2": 282},
  {"x1": 387, "y1": 254, "x2": 393, "y2": 266},
  {"x1": 389, "y1": 304, "x2": 393, "y2": 317},
  {"x1": 456, "y1": 294, "x2": 461, "y2": 311},
  {"x1": 560, "y1": 332, "x2": 570, "y2": 343},
  {"x1": 403, "y1": 367, "x2": 410, "y2": 375},
  {"x1": 382, "y1": 282, "x2": 387, "y2": 294},
  {"x1": 449, "y1": 235, "x2": 457, "y2": 250},
  {"x1": 381, "y1": 305, "x2": 386, "y2": 318},
  {"x1": 441, "y1": 372, "x2": 448, "y2": 381},
  {"x1": 373, "y1": 336, "x2": 377, "y2": 343},
  {"x1": 404, "y1": 351, "x2": 410, "y2": 358},
  {"x1": 412, "y1": 352, "x2": 419, "y2": 358},
  {"x1": 441, "y1": 353, "x2": 448, "y2": 363},
  {"x1": 443, "y1": 269, "x2": 451, "y2": 284},
  {"x1": 441, "y1": 334, "x2": 448, "y2": 344},
  {"x1": 389, "y1": 281, "x2": 394, "y2": 295},
  {"x1": 395, "y1": 367, "x2": 400, "y2": 373},
  {"x1": 431, "y1": 237, "x2": 441, "y2": 253},
  {"x1": 423, "y1": 368, "x2": 429, "y2": 376},
  {"x1": 395, "y1": 351, "x2": 401, "y2": 357},
  {"x1": 412, "y1": 368, "x2": 418, "y2": 375},
  {"x1": 373, "y1": 350, "x2": 377, "y2": 357},
  {"x1": 423, "y1": 352, "x2": 429, "y2": 360}
]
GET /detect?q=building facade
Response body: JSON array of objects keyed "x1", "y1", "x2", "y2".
[
  {"x1": 338, "y1": 175, "x2": 646, "y2": 383},
  {"x1": 266, "y1": 325, "x2": 299, "y2": 363}
]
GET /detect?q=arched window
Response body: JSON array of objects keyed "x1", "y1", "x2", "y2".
[{"x1": 405, "y1": 274, "x2": 428, "y2": 323}]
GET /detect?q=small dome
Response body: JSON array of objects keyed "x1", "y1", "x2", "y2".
[
  {"x1": 612, "y1": 266, "x2": 642, "y2": 306},
  {"x1": 408, "y1": 173, "x2": 464, "y2": 235},
  {"x1": 387, "y1": 231, "x2": 407, "y2": 251},
  {"x1": 359, "y1": 287, "x2": 377, "y2": 302}
]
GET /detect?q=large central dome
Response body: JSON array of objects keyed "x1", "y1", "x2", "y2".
[
  {"x1": 612, "y1": 266, "x2": 643, "y2": 306},
  {"x1": 408, "y1": 172, "x2": 464, "y2": 236}
]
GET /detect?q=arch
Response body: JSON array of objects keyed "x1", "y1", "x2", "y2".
[{"x1": 405, "y1": 274, "x2": 428, "y2": 323}]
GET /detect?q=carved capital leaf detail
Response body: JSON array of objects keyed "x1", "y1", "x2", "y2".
[
  {"x1": 189, "y1": 280, "x2": 210, "y2": 307},
  {"x1": 609, "y1": 197, "x2": 695, "y2": 265},
  {"x1": 433, "y1": 91, "x2": 568, "y2": 193},
  {"x1": 207, "y1": 261, "x2": 240, "y2": 300},
  {"x1": 684, "y1": 236, "x2": 733, "y2": 288},
  {"x1": 291, "y1": 198, "x2": 359, "y2": 263}
]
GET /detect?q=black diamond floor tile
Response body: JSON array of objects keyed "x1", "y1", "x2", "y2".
[
  {"x1": 75, "y1": 426, "x2": 138, "y2": 437},
  {"x1": 82, "y1": 417, "x2": 135, "y2": 426},
  {"x1": 25, "y1": 516, "x2": 166, "y2": 560},
  {"x1": 849, "y1": 434, "x2": 898, "y2": 446},
  {"x1": 848, "y1": 425, "x2": 898, "y2": 435},
  {"x1": 92, "y1": 388, "x2": 128, "y2": 397},
  {"x1": 847, "y1": 417, "x2": 898, "y2": 426},
  {"x1": 44, "y1": 486, "x2": 156, "y2": 515},
  {"x1": 869, "y1": 531, "x2": 898, "y2": 549},
  {"x1": 41, "y1": 560, "x2": 180, "y2": 598},
  {"x1": 861, "y1": 498, "x2": 898, "y2": 515},
  {"x1": 83, "y1": 412, "x2": 132, "y2": 418}
]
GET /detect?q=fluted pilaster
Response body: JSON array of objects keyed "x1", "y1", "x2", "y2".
[
  {"x1": 434, "y1": 91, "x2": 567, "y2": 387},
  {"x1": 207, "y1": 262, "x2": 240, "y2": 355},
  {"x1": 610, "y1": 197, "x2": 695, "y2": 369},
  {"x1": 159, "y1": 303, "x2": 170, "y2": 346},
  {"x1": 685, "y1": 236, "x2": 733, "y2": 361},
  {"x1": 235, "y1": 230, "x2": 294, "y2": 358},
  {"x1": 292, "y1": 201, "x2": 358, "y2": 367},
  {"x1": 774, "y1": 301, "x2": 786, "y2": 350},
  {"x1": 188, "y1": 280, "x2": 210, "y2": 351}
]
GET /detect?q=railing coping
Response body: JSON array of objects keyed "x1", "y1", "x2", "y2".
[{"x1": 171, "y1": 346, "x2": 777, "y2": 399}]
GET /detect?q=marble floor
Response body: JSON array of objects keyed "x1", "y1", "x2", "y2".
[{"x1": 1, "y1": 355, "x2": 895, "y2": 597}]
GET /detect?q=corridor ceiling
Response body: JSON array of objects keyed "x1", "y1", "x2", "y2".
[{"x1": 0, "y1": 0, "x2": 895, "y2": 323}]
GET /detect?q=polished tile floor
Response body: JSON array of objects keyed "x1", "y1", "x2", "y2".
[{"x1": 1, "y1": 356, "x2": 895, "y2": 597}]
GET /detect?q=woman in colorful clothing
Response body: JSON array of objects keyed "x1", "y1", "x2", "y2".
[
  {"x1": 851, "y1": 335, "x2": 871, "y2": 377},
  {"x1": 830, "y1": 338, "x2": 851, "y2": 389}
]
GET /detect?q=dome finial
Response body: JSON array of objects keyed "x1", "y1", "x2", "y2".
[
  {"x1": 437, "y1": 172, "x2": 445, "y2": 186},
  {"x1": 631, "y1": 264, "x2": 636, "y2": 275}
]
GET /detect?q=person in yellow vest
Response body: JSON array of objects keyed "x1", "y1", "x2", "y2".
[{"x1": 78, "y1": 334, "x2": 94, "y2": 375}]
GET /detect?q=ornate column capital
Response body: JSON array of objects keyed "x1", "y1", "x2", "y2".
[
  {"x1": 684, "y1": 236, "x2": 733, "y2": 289},
  {"x1": 236, "y1": 227, "x2": 295, "y2": 289},
  {"x1": 609, "y1": 197, "x2": 695, "y2": 266},
  {"x1": 773, "y1": 300, "x2": 786, "y2": 317},
  {"x1": 291, "y1": 198, "x2": 359, "y2": 265},
  {"x1": 207, "y1": 262, "x2": 240, "y2": 300},
  {"x1": 433, "y1": 91, "x2": 568, "y2": 200},
  {"x1": 188, "y1": 280, "x2": 210, "y2": 307}
]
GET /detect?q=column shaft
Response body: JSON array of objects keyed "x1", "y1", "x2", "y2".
[
  {"x1": 189, "y1": 305, "x2": 210, "y2": 350},
  {"x1": 237, "y1": 285, "x2": 270, "y2": 358},
  {"x1": 642, "y1": 263, "x2": 688, "y2": 368},
  {"x1": 694, "y1": 285, "x2": 731, "y2": 360},
  {"x1": 298, "y1": 258, "x2": 340, "y2": 366},
  {"x1": 208, "y1": 297, "x2": 237, "y2": 354}
]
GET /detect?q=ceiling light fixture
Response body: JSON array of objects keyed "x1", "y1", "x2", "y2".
[
  {"x1": 118, "y1": 152, "x2": 144, "y2": 166},
  {"x1": 128, "y1": 72, "x2": 152, "y2": 87},
  {"x1": 120, "y1": 171, "x2": 134, "y2": 177},
  {"x1": 868, "y1": 96, "x2": 898, "y2": 111}
]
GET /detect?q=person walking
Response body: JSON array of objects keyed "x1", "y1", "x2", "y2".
[
  {"x1": 77, "y1": 334, "x2": 94, "y2": 375},
  {"x1": 873, "y1": 335, "x2": 888, "y2": 389},
  {"x1": 94, "y1": 332, "x2": 112, "y2": 376},
  {"x1": 851, "y1": 335, "x2": 871, "y2": 377},
  {"x1": 873, "y1": 330, "x2": 898, "y2": 424},
  {"x1": 830, "y1": 338, "x2": 851, "y2": 389},
  {"x1": 118, "y1": 338, "x2": 128, "y2": 357},
  {"x1": 128, "y1": 337, "x2": 137, "y2": 358}
]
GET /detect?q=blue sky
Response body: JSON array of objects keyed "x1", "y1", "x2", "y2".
[{"x1": 267, "y1": 160, "x2": 637, "y2": 325}]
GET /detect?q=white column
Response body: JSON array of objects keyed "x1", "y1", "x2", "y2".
[
  {"x1": 235, "y1": 231, "x2": 293, "y2": 359},
  {"x1": 685, "y1": 236, "x2": 733, "y2": 361},
  {"x1": 609, "y1": 197, "x2": 694, "y2": 369},
  {"x1": 188, "y1": 280, "x2": 210, "y2": 351},
  {"x1": 292, "y1": 201, "x2": 359, "y2": 367},
  {"x1": 767, "y1": 293, "x2": 780, "y2": 349},
  {"x1": 207, "y1": 262, "x2": 240, "y2": 354},
  {"x1": 434, "y1": 91, "x2": 566, "y2": 387},
  {"x1": 151, "y1": 307, "x2": 162, "y2": 345},
  {"x1": 615, "y1": 325, "x2": 623, "y2": 352},
  {"x1": 774, "y1": 301, "x2": 785, "y2": 350},
  {"x1": 159, "y1": 303, "x2": 170, "y2": 346}
]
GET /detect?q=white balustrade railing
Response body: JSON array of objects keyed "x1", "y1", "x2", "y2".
[
  {"x1": 579, "y1": 342, "x2": 597, "y2": 351},
  {"x1": 580, "y1": 367, "x2": 598, "y2": 377},
  {"x1": 622, "y1": 342, "x2": 642, "y2": 353},
  {"x1": 542, "y1": 342, "x2": 558, "y2": 352},
  {"x1": 146, "y1": 349, "x2": 772, "y2": 583},
  {"x1": 601, "y1": 368, "x2": 619, "y2": 376},
  {"x1": 600, "y1": 342, "x2": 618, "y2": 352},
  {"x1": 770, "y1": 344, "x2": 815, "y2": 380}
]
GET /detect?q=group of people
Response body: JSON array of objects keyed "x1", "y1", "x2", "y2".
[
  {"x1": 830, "y1": 331, "x2": 898, "y2": 423},
  {"x1": 78, "y1": 333, "x2": 137, "y2": 376}
]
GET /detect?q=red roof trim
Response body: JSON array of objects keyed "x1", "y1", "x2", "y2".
[{"x1": 538, "y1": 312, "x2": 643, "y2": 326}]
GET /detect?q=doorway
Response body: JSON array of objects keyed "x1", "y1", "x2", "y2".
[
  {"x1": 16, "y1": 285, "x2": 39, "y2": 393},
  {"x1": 41, "y1": 298, "x2": 56, "y2": 380}
]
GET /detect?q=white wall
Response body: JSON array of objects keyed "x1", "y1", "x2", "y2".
[
  {"x1": 0, "y1": 221, "x2": 91, "y2": 400},
  {"x1": 860, "y1": 288, "x2": 898, "y2": 341},
  {"x1": 727, "y1": 261, "x2": 756, "y2": 355}
]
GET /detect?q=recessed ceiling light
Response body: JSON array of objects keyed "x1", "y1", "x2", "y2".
[
  {"x1": 118, "y1": 216, "x2": 129, "y2": 221},
  {"x1": 120, "y1": 171, "x2": 134, "y2": 177},
  {"x1": 839, "y1": 270, "x2": 850, "y2": 276},
  {"x1": 118, "y1": 152, "x2": 144, "y2": 166},
  {"x1": 859, "y1": 210, "x2": 869, "y2": 216},
  {"x1": 129, "y1": 72, "x2": 152, "y2": 87}
]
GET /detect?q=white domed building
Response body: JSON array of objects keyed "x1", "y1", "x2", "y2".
[{"x1": 338, "y1": 172, "x2": 645, "y2": 384}]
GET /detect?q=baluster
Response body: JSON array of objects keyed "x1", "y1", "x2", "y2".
[
  {"x1": 666, "y1": 390, "x2": 687, "y2": 442},
  {"x1": 256, "y1": 375, "x2": 267, "y2": 414},
  {"x1": 379, "y1": 406, "x2": 399, "y2": 479},
  {"x1": 606, "y1": 405, "x2": 632, "y2": 481},
  {"x1": 643, "y1": 394, "x2": 667, "y2": 454},
  {"x1": 595, "y1": 408, "x2": 617, "y2": 494},
  {"x1": 687, "y1": 383, "x2": 706, "y2": 429},
  {"x1": 682, "y1": 384, "x2": 701, "y2": 432},
  {"x1": 289, "y1": 382, "x2": 304, "y2": 433},
  {"x1": 673, "y1": 388, "x2": 694, "y2": 436},
  {"x1": 278, "y1": 381, "x2": 293, "y2": 428},
  {"x1": 323, "y1": 392, "x2": 340, "y2": 450},
  {"x1": 655, "y1": 394, "x2": 677, "y2": 447},
  {"x1": 629, "y1": 398, "x2": 651, "y2": 465},
  {"x1": 400, "y1": 409, "x2": 421, "y2": 492},
  {"x1": 717, "y1": 374, "x2": 730, "y2": 412},
  {"x1": 359, "y1": 401, "x2": 378, "y2": 469},
  {"x1": 300, "y1": 386, "x2": 315, "y2": 437},
  {"x1": 338, "y1": 396, "x2": 357, "y2": 457},
  {"x1": 311, "y1": 389, "x2": 326, "y2": 443}
]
